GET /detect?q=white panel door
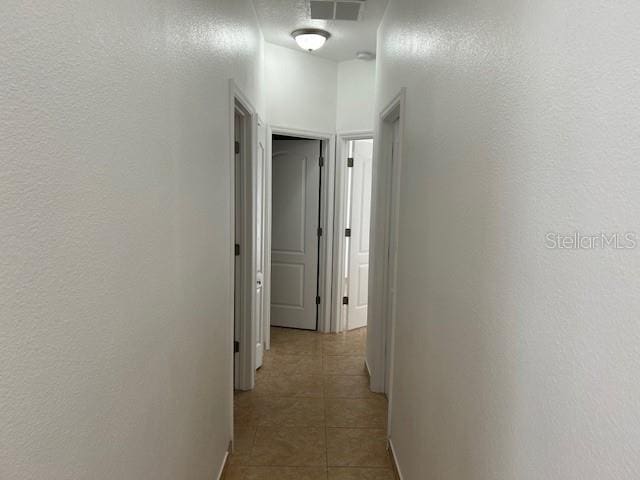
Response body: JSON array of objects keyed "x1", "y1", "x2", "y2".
[
  {"x1": 347, "y1": 139, "x2": 373, "y2": 330},
  {"x1": 255, "y1": 119, "x2": 266, "y2": 368},
  {"x1": 271, "y1": 139, "x2": 320, "y2": 330}
]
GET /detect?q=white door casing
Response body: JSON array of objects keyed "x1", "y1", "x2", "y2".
[
  {"x1": 347, "y1": 139, "x2": 373, "y2": 330},
  {"x1": 385, "y1": 119, "x2": 401, "y2": 394},
  {"x1": 368, "y1": 88, "x2": 405, "y2": 397},
  {"x1": 271, "y1": 139, "x2": 321, "y2": 330},
  {"x1": 233, "y1": 112, "x2": 242, "y2": 385}
]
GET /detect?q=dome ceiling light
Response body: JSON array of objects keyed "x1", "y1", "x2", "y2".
[{"x1": 292, "y1": 28, "x2": 331, "y2": 52}]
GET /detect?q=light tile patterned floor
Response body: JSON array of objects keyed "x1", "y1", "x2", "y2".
[{"x1": 225, "y1": 327, "x2": 397, "y2": 480}]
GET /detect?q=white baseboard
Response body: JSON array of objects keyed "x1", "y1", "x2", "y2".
[
  {"x1": 216, "y1": 451, "x2": 229, "y2": 480},
  {"x1": 365, "y1": 359, "x2": 372, "y2": 378},
  {"x1": 388, "y1": 438, "x2": 404, "y2": 480}
]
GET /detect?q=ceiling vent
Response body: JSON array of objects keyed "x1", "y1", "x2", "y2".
[{"x1": 310, "y1": 1, "x2": 365, "y2": 21}]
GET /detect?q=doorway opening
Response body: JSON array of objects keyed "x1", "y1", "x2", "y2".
[
  {"x1": 270, "y1": 134, "x2": 324, "y2": 332},
  {"x1": 232, "y1": 122, "x2": 336, "y2": 391},
  {"x1": 231, "y1": 88, "x2": 257, "y2": 392},
  {"x1": 332, "y1": 134, "x2": 375, "y2": 334}
]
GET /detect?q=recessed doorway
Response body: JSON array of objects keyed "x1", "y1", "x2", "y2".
[
  {"x1": 334, "y1": 135, "x2": 374, "y2": 333},
  {"x1": 270, "y1": 135, "x2": 324, "y2": 331}
]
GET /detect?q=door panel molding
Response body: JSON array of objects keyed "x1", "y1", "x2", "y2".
[
  {"x1": 270, "y1": 262, "x2": 305, "y2": 308},
  {"x1": 271, "y1": 151, "x2": 307, "y2": 254}
]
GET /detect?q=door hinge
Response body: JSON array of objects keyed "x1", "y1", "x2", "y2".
[
  {"x1": 235, "y1": 243, "x2": 240, "y2": 256},
  {"x1": 234, "y1": 340, "x2": 239, "y2": 353},
  {"x1": 316, "y1": 296, "x2": 321, "y2": 305},
  {"x1": 342, "y1": 296, "x2": 349, "y2": 305},
  {"x1": 345, "y1": 228, "x2": 351, "y2": 237},
  {"x1": 347, "y1": 157, "x2": 354, "y2": 168},
  {"x1": 317, "y1": 227, "x2": 323, "y2": 237},
  {"x1": 235, "y1": 141, "x2": 240, "y2": 154},
  {"x1": 319, "y1": 156, "x2": 325, "y2": 167}
]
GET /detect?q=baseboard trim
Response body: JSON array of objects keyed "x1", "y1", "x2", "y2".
[
  {"x1": 388, "y1": 438, "x2": 404, "y2": 480},
  {"x1": 216, "y1": 451, "x2": 229, "y2": 480},
  {"x1": 365, "y1": 359, "x2": 372, "y2": 378}
]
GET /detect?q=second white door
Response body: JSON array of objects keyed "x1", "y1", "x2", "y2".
[
  {"x1": 347, "y1": 139, "x2": 373, "y2": 330},
  {"x1": 271, "y1": 138, "x2": 321, "y2": 330},
  {"x1": 255, "y1": 119, "x2": 266, "y2": 368}
]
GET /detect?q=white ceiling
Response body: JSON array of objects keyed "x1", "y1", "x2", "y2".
[{"x1": 252, "y1": 0, "x2": 388, "y2": 62}]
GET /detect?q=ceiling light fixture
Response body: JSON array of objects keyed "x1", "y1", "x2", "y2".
[{"x1": 292, "y1": 28, "x2": 331, "y2": 51}]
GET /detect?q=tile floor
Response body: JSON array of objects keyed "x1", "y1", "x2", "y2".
[{"x1": 225, "y1": 327, "x2": 397, "y2": 480}]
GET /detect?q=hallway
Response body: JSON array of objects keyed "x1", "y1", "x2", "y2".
[
  {"x1": 227, "y1": 328, "x2": 396, "y2": 480},
  {"x1": 4, "y1": 0, "x2": 640, "y2": 478}
]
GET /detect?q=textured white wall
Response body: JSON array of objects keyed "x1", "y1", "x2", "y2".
[
  {"x1": 0, "y1": 1, "x2": 263, "y2": 479},
  {"x1": 265, "y1": 42, "x2": 338, "y2": 133},
  {"x1": 265, "y1": 44, "x2": 374, "y2": 134},
  {"x1": 373, "y1": 1, "x2": 640, "y2": 479},
  {"x1": 336, "y1": 59, "x2": 376, "y2": 133}
]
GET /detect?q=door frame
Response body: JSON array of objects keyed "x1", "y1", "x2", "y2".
[
  {"x1": 266, "y1": 125, "x2": 336, "y2": 336},
  {"x1": 229, "y1": 80, "x2": 257, "y2": 392},
  {"x1": 331, "y1": 131, "x2": 374, "y2": 333},
  {"x1": 368, "y1": 88, "x2": 406, "y2": 416}
]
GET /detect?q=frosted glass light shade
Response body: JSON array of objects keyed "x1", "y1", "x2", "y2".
[{"x1": 292, "y1": 29, "x2": 330, "y2": 51}]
